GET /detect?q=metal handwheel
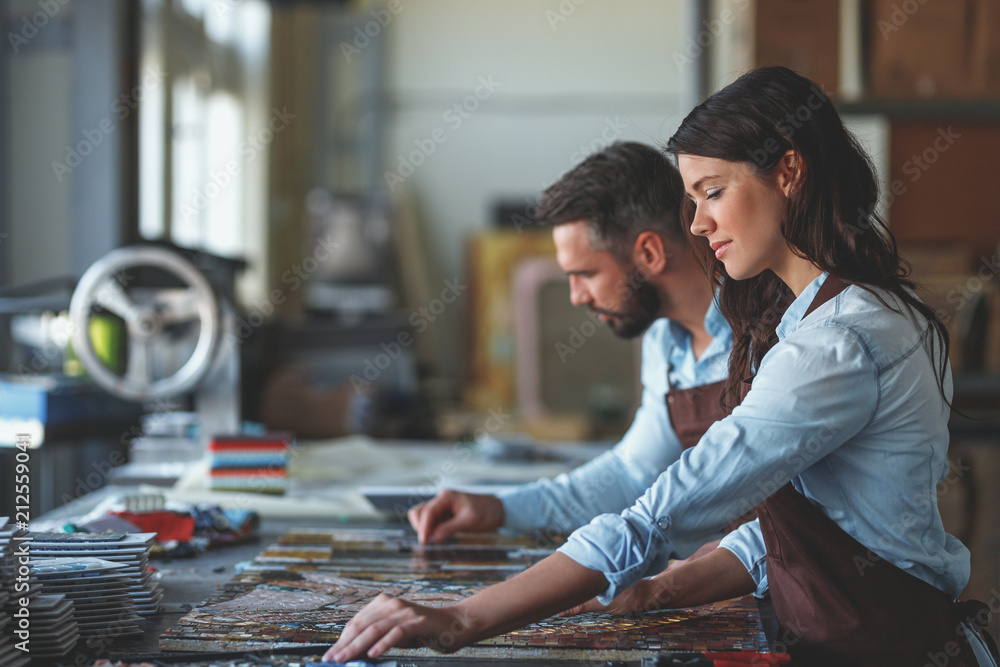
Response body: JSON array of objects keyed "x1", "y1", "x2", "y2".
[{"x1": 69, "y1": 246, "x2": 221, "y2": 402}]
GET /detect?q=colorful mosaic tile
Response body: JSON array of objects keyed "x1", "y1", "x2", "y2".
[{"x1": 158, "y1": 529, "x2": 767, "y2": 653}]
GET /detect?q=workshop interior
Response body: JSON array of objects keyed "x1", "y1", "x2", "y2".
[{"x1": 0, "y1": 0, "x2": 999, "y2": 665}]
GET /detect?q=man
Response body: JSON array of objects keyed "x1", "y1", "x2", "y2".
[{"x1": 410, "y1": 142, "x2": 733, "y2": 547}]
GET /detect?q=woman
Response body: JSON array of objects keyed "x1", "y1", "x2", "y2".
[{"x1": 325, "y1": 67, "x2": 997, "y2": 666}]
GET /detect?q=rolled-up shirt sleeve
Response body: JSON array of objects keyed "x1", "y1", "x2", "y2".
[
  {"x1": 499, "y1": 324, "x2": 683, "y2": 533},
  {"x1": 498, "y1": 448, "x2": 657, "y2": 533},
  {"x1": 719, "y1": 519, "x2": 769, "y2": 597},
  {"x1": 559, "y1": 325, "x2": 878, "y2": 602}
]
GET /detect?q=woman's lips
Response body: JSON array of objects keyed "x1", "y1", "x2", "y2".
[{"x1": 712, "y1": 241, "x2": 732, "y2": 259}]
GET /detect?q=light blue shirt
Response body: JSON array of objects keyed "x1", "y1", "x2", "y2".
[
  {"x1": 559, "y1": 273, "x2": 970, "y2": 604},
  {"x1": 498, "y1": 298, "x2": 732, "y2": 532}
]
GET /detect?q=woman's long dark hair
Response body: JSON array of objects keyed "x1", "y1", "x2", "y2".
[{"x1": 666, "y1": 66, "x2": 950, "y2": 408}]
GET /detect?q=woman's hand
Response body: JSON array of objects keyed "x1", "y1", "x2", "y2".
[
  {"x1": 322, "y1": 552, "x2": 608, "y2": 662},
  {"x1": 322, "y1": 594, "x2": 477, "y2": 662},
  {"x1": 559, "y1": 576, "x2": 673, "y2": 616}
]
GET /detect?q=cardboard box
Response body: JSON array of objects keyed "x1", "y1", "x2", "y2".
[
  {"x1": 755, "y1": 0, "x2": 840, "y2": 93},
  {"x1": 869, "y1": 0, "x2": 974, "y2": 98},
  {"x1": 260, "y1": 365, "x2": 358, "y2": 439}
]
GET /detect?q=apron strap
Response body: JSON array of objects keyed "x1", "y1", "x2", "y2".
[{"x1": 803, "y1": 275, "x2": 850, "y2": 319}]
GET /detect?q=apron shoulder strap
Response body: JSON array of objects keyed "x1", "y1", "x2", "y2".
[{"x1": 803, "y1": 275, "x2": 851, "y2": 319}]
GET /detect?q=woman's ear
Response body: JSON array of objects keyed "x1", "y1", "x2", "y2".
[{"x1": 776, "y1": 150, "x2": 803, "y2": 197}]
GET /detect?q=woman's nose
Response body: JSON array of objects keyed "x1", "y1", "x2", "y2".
[{"x1": 689, "y1": 204, "x2": 714, "y2": 237}]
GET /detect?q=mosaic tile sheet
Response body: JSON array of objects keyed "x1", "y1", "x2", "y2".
[{"x1": 159, "y1": 528, "x2": 768, "y2": 653}]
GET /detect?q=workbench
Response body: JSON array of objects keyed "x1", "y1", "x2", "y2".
[{"x1": 29, "y1": 438, "x2": 775, "y2": 666}]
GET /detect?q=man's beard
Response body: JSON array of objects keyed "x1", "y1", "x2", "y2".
[{"x1": 590, "y1": 275, "x2": 663, "y2": 339}]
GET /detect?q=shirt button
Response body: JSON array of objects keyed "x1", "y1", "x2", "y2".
[{"x1": 655, "y1": 517, "x2": 670, "y2": 531}]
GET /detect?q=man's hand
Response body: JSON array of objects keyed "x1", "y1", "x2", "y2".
[
  {"x1": 322, "y1": 594, "x2": 476, "y2": 662},
  {"x1": 559, "y1": 547, "x2": 754, "y2": 617},
  {"x1": 407, "y1": 490, "x2": 504, "y2": 544},
  {"x1": 665, "y1": 539, "x2": 720, "y2": 571}
]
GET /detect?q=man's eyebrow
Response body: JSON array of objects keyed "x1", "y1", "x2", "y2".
[{"x1": 564, "y1": 269, "x2": 594, "y2": 276}]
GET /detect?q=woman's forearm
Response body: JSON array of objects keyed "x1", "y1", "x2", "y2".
[
  {"x1": 649, "y1": 547, "x2": 755, "y2": 609},
  {"x1": 456, "y1": 552, "x2": 609, "y2": 641}
]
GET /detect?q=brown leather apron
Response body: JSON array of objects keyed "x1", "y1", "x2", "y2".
[
  {"x1": 665, "y1": 365, "x2": 756, "y2": 532},
  {"x1": 744, "y1": 276, "x2": 996, "y2": 666},
  {"x1": 665, "y1": 379, "x2": 728, "y2": 451}
]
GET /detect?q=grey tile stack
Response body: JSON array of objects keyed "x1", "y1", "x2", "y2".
[
  {"x1": 24, "y1": 593, "x2": 78, "y2": 658},
  {"x1": 29, "y1": 557, "x2": 143, "y2": 642},
  {"x1": 27, "y1": 531, "x2": 163, "y2": 615}
]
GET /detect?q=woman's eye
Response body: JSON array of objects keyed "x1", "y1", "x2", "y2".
[{"x1": 706, "y1": 188, "x2": 722, "y2": 200}]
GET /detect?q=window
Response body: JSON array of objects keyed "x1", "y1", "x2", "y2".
[{"x1": 138, "y1": 0, "x2": 270, "y2": 303}]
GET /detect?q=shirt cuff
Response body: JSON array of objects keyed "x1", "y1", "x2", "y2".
[
  {"x1": 496, "y1": 485, "x2": 545, "y2": 532},
  {"x1": 718, "y1": 518, "x2": 769, "y2": 597},
  {"x1": 557, "y1": 512, "x2": 674, "y2": 604}
]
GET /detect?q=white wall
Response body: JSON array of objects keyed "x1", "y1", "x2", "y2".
[{"x1": 382, "y1": 0, "x2": 690, "y2": 378}]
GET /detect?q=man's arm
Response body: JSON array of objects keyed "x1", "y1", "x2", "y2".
[
  {"x1": 409, "y1": 382, "x2": 682, "y2": 543},
  {"x1": 499, "y1": 322, "x2": 681, "y2": 533},
  {"x1": 410, "y1": 322, "x2": 686, "y2": 543}
]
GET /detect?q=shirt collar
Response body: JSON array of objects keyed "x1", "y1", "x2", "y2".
[
  {"x1": 667, "y1": 290, "x2": 731, "y2": 348},
  {"x1": 704, "y1": 294, "x2": 730, "y2": 340},
  {"x1": 775, "y1": 272, "x2": 829, "y2": 341}
]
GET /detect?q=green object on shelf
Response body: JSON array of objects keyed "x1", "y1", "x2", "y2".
[{"x1": 64, "y1": 314, "x2": 123, "y2": 376}]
